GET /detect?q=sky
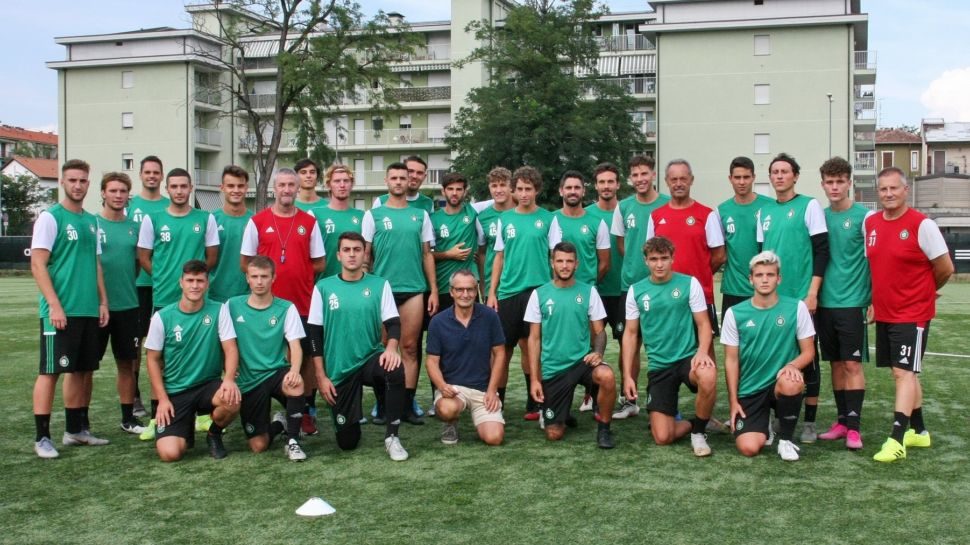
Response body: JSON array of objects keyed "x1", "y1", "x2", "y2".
[{"x1": 3, "y1": 0, "x2": 968, "y2": 133}]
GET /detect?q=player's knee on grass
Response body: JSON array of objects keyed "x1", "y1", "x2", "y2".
[
  {"x1": 156, "y1": 437, "x2": 187, "y2": 462},
  {"x1": 650, "y1": 414, "x2": 678, "y2": 445},
  {"x1": 545, "y1": 424, "x2": 565, "y2": 441},
  {"x1": 336, "y1": 424, "x2": 362, "y2": 451},
  {"x1": 435, "y1": 397, "x2": 462, "y2": 420},
  {"x1": 477, "y1": 422, "x2": 504, "y2": 446},
  {"x1": 735, "y1": 433, "x2": 765, "y2": 457}
]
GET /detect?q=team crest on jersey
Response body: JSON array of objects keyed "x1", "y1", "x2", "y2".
[
  {"x1": 128, "y1": 228, "x2": 134, "y2": 236},
  {"x1": 735, "y1": 419, "x2": 744, "y2": 431},
  {"x1": 580, "y1": 225, "x2": 589, "y2": 234},
  {"x1": 352, "y1": 217, "x2": 360, "y2": 225},
  {"x1": 439, "y1": 225, "x2": 450, "y2": 238},
  {"x1": 462, "y1": 216, "x2": 471, "y2": 224},
  {"x1": 157, "y1": 424, "x2": 166, "y2": 433},
  {"x1": 269, "y1": 316, "x2": 278, "y2": 327},
  {"x1": 686, "y1": 216, "x2": 696, "y2": 226},
  {"x1": 900, "y1": 229, "x2": 910, "y2": 240},
  {"x1": 544, "y1": 408, "x2": 555, "y2": 420},
  {"x1": 193, "y1": 223, "x2": 201, "y2": 233},
  {"x1": 203, "y1": 314, "x2": 213, "y2": 325},
  {"x1": 671, "y1": 288, "x2": 682, "y2": 299},
  {"x1": 245, "y1": 423, "x2": 255, "y2": 434},
  {"x1": 362, "y1": 287, "x2": 372, "y2": 297},
  {"x1": 842, "y1": 219, "x2": 853, "y2": 230},
  {"x1": 297, "y1": 225, "x2": 306, "y2": 236},
  {"x1": 59, "y1": 356, "x2": 69, "y2": 368},
  {"x1": 786, "y1": 209, "x2": 795, "y2": 219},
  {"x1": 775, "y1": 315, "x2": 786, "y2": 327},
  {"x1": 336, "y1": 414, "x2": 346, "y2": 425},
  {"x1": 89, "y1": 225, "x2": 96, "y2": 234},
  {"x1": 535, "y1": 220, "x2": 544, "y2": 229},
  {"x1": 575, "y1": 294, "x2": 584, "y2": 304},
  {"x1": 410, "y1": 214, "x2": 418, "y2": 222}
]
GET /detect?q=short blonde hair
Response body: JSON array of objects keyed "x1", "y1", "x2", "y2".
[
  {"x1": 748, "y1": 250, "x2": 781, "y2": 273},
  {"x1": 325, "y1": 164, "x2": 355, "y2": 186}
]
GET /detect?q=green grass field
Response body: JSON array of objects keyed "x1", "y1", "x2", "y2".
[{"x1": 2, "y1": 277, "x2": 970, "y2": 544}]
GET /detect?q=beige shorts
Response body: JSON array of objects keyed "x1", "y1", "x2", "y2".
[{"x1": 434, "y1": 385, "x2": 505, "y2": 427}]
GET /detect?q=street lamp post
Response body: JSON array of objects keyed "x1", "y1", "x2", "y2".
[{"x1": 827, "y1": 92, "x2": 834, "y2": 158}]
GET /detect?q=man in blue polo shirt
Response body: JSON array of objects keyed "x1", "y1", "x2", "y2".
[{"x1": 426, "y1": 270, "x2": 506, "y2": 446}]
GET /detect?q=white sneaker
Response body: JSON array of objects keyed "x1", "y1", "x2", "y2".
[
  {"x1": 690, "y1": 433, "x2": 712, "y2": 457},
  {"x1": 63, "y1": 430, "x2": 110, "y2": 446},
  {"x1": 285, "y1": 438, "x2": 307, "y2": 462},
  {"x1": 777, "y1": 439, "x2": 800, "y2": 461},
  {"x1": 800, "y1": 422, "x2": 818, "y2": 444},
  {"x1": 765, "y1": 424, "x2": 777, "y2": 447},
  {"x1": 579, "y1": 394, "x2": 593, "y2": 412},
  {"x1": 34, "y1": 437, "x2": 60, "y2": 459},
  {"x1": 385, "y1": 435, "x2": 409, "y2": 461},
  {"x1": 120, "y1": 420, "x2": 146, "y2": 435},
  {"x1": 612, "y1": 400, "x2": 640, "y2": 420}
]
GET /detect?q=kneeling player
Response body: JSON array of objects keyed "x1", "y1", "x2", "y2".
[
  {"x1": 227, "y1": 256, "x2": 308, "y2": 461},
  {"x1": 621, "y1": 237, "x2": 717, "y2": 456},
  {"x1": 723, "y1": 251, "x2": 815, "y2": 461},
  {"x1": 145, "y1": 260, "x2": 241, "y2": 462}
]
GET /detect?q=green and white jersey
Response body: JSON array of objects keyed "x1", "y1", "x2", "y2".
[
  {"x1": 127, "y1": 195, "x2": 169, "y2": 288},
  {"x1": 97, "y1": 214, "x2": 139, "y2": 311},
  {"x1": 361, "y1": 206, "x2": 434, "y2": 293},
  {"x1": 477, "y1": 205, "x2": 508, "y2": 297},
  {"x1": 625, "y1": 273, "x2": 706, "y2": 370},
  {"x1": 225, "y1": 295, "x2": 305, "y2": 394},
  {"x1": 137, "y1": 209, "x2": 220, "y2": 308},
  {"x1": 554, "y1": 210, "x2": 610, "y2": 286},
  {"x1": 31, "y1": 205, "x2": 101, "y2": 318},
  {"x1": 373, "y1": 193, "x2": 435, "y2": 215},
  {"x1": 524, "y1": 281, "x2": 607, "y2": 380},
  {"x1": 820, "y1": 204, "x2": 873, "y2": 308},
  {"x1": 432, "y1": 203, "x2": 484, "y2": 288},
  {"x1": 718, "y1": 195, "x2": 773, "y2": 297},
  {"x1": 295, "y1": 199, "x2": 329, "y2": 214},
  {"x1": 610, "y1": 194, "x2": 671, "y2": 290},
  {"x1": 308, "y1": 274, "x2": 398, "y2": 385},
  {"x1": 493, "y1": 208, "x2": 562, "y2": 300},
  {"x1": 313, "y1": 206, "x2": 365, "y2": 279},
  {"x1": 209, "y1": 209, "x2": 253, "y2": 303},
  {"x1": 144, "y1": 299, "x2": 236, "y2": 395},
  {"x1": 585, "y1": 203, "x2": 623, "y2": 297},
  {"x1": 721, "y1": 296, "x2": 815, "y2": 397},
  {"x1": 756, "y1": 195, "x2": 827, "y2": 299}
]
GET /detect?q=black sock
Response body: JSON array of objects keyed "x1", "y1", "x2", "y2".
[
  {"x1": 208, "y1": 420, "x2": 224, "y2": 436},
  {"x1": 82, "y1": 406, "x2": 91, "y2": 430},
  {"x1": 910, "y1": 407, "x2": 926, "y2": 434},
  {"x1": 35, "y1": 414, "x2": 51, "y2": 441},
  {"x1": 834, "y1": 389, "x2": 847, "y2": 425},
  {"x1": 286, "y1": 396, "x2": 304, "y2": 441},
  {"x1": 150, "y1": 399, "x2": 159, "y2": 419},
  {"x1": 691, "y1": 417, "x2": 709, "y2": 435},
  {"x1": 844, "y1": 389, "x2": 865, "y2": 431},
  {"x1": 405, "y1": 388, "x2": 416, "y2": 414},
  {"x1": 497, "y1": 387, "x2": 506, "y2": 405},
  {"x1": 776, "y1": 394, "x2": 802, "y2": 441},
  {"x1": 891, "y1": 411, "x2": 910, "y2": 443},
  {"x1": 804, "y1": 403, "x2": 817, "y2": 423},
  {"x1": 269, "y1": 420, "x2": 285, "y2": 441},
  {"x1": 65, "y1": 408, "x2": 84, "y2": 434},
  {"x1": 121, "y1": 403, "x2": 134, "y2": 423},
  {"x1": 304, "y1": 392, "x2": 316, "y2": 415},
  {"x1": 524, "y1": 373, "x2": 537, "y2": 411}
]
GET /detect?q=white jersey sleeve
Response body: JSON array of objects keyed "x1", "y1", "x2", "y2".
[
  {"x1": 361, "y1": 211, "x2": 376, "y2": 242},
  {"x1": 795, "y1": 301, "x2": 816, "y2": 340},
  {"x1": 204, "y1": 214, "x2": 220, "y2": 247},
  {"x1": 645, "y1": 214, "x2": 656, "y2": 240},
  {"x1": 420, "y1": 212, "x2": 435, "y2": 244},
  {"x1": 548, "y1": 216, "x2": 563, "y2": 249},
  {"x1": 917, "y1": 218, "x2": 949, "y2": 260},
  {"x1": 472, "y1": 200, "x2": 495, "y2": 213},
  {"x1": 380, "y1": 280, "x2": 400, "y2": 321},
  {"x1": 587, "y1": 286, "x2": 607, "y2": 321},
  {"x1": 218, "y1": 303, "x2": 237, "y2": 341},
  {"x1": 309, "y1": 221, "x2": 325, "y2": 258},
  {"x1": 307, "y1": 286, "x2": 324, "y2": 326},
  {"x1": 372, "y1": 196, "x2": 382, "y2": 208},
  {"x1": 493, "y1": 220, "x2": 505, "y2": 252},
  {"x1": 523, "y1": 290, "x2": 542, "y2": 323},
  {"x1": 475, "y1": 217, "x2": 486, "y2": 247},
  {"x1": 755, "y1": 210, "x2": 764, "y2": 244},
  {"x1": 611, "y1": 206, "x2": 626, "y2": 237},
  {"x1": 720, "y1": 308, "x2": 739, "y2": 346},
  {"x1": 144, "y1": 312, "x2": 165, "y2": 351},
  {"x1": 283, "y1": 303, "x2": 306, "y2": 340},
  {"x1": 31, "y1": 211, "x2": 57, "y2": 251},
  {"x1": 705, "y1": 209, "x2": 725, "y2": 247},
  {"x1": 595, "y1": 220, "x2": 611, "y2": 250},
  {"x1": 240, "y1": 219, "x2": 258, "y2": 256},
  {"x1": 688, "y1": 277, "x2": 707, "y2": 312},
  {"x1": 624, "y1": 286, "x2": 639, "y2": 320},
  {"x1": 137, "y1": 215, "x2": 155, "y2": 250},
  {"x1": 804, "y1": 199, "x2": 828, "y2": 236}
]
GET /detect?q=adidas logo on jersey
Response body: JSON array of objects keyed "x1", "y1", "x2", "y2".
[
  {"x1": 744, "y1": 320, "x2": 756, "y2": 328},
  {"x1": 236, "y1": 315, "x2": 245, "y2": 323},
  {"x1": 658, "y1": 218, "x2": 667, "y2": 225},
  {"x1": 265, "y1": 226, "x2": 275, "y2": 233},
  {"x1": 161, "y1": 225, "x2": 170, "y2": 231},
  {"x1": 218, "y1": 225, "x2": 225, "y2": 231}
]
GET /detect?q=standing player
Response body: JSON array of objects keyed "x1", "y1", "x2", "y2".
[
  {"x1": 866, "y1": 167, "x2": 953, "y2": 463},
  {"x1": 145, "y1": 260, "x2": 241, "y2": 461},
  {"x1": 610, "y1": 155, "x2": 670, "y2": 419},
  {"x1": 295, "y1": 158, "x2": 327, "y2": 212},
  {"x1": 815, "y1": 157, "x2": 872, "y2": 450},
  {"x1": 209, "y1": 166, "x2": 253, "y2": 303},
  {"x1": 487, "y1": 166, "x2": 562, "y2": 421},
  {"x1": 525, "y1": 242, "x2": 616, "y2": 448},
  {"x1": 373, "y1": 155, "x2": 435, "y2": 214},
  {"x1": 31, "y1": 159, "x2": 110, "y2": 458},
  {"x1": 227, "y1": 256, "x2": 307, "y2": 461},
  {"x1": 756, "y1": 153, "x2": 829, "y2": 442},
  {"x1": 554, "y1": 171, "x2": 610, "y2": 286},
  {"x1": 621, "y1": 237, "x2": 717, "y2": 456},
  {"x1": 313, "y1": 164, "x2": 364, "y2": 279},
  {"x1": 432, "y1": 172, "x2": 484, "y2": 311},
  {"x1": 476, "y1": 167, "x2": 514, "y2": 306},
  {"x1": 723, "y1": 251, "x2": 816, "y2": 461},
  {"x1": 718, "y1": 156, "x2": 772, "y2": 313},
  {"x1": 241, "y1": 168, "x2": 325, "y2": 436},
  {"x1": 96, "y1": 172, "x2": 145, "y2": 435},
  {"x1": 363, "y1": 162, "x2": 438, "y2": 425},
  {"x1": 308, "y1": 232, "x2": 410, "y2": 461}
]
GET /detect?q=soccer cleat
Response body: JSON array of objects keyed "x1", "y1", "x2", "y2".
[
  {"x1": 777, "y1": 439, "x2": 801, "y2": 461},
  {"x1": 904, "y1": 429, "x2": 931, "y2": 448},
  {"x1": 121, "y1": 419, "x2": 147, "y2": 435},
  {"x1": 523, "y1": 411, "x2": 540, "y2": 421},
  {"x1": 34, "y1": 437, "x2": 60, "y2": 459},
  {"x1": 440, "y1": 423, "x2": 459, "y2": 445},
  {"x1": 579, "y1": 394, "x2": 593, "y2": 412},
  {"x1": 285, "y1": 438, "x2": 307, "y2": 462},
  {"x1": 800, "y1": 422, "x2": 817, "y2": 444},
  {"x1": 818, "y1": 422, "x2": 848, "y2": 441},
  {"x1": 873, "y1": 437, "x2": 906, "y2": 462},
  {"x1": 691, "y1": 433, "x2": 712, "y2": 457},
  {"x1": 132, "y1": 397, "x2": 148, "y2": 418},
  {"x1": 63, "y1": 430, "x2": 110, "y2": 446},
  {"x1": 139, "y1": 419, "x2": 156, "y2": 441},
  {"x1": 412, "y1": 398, "x2": 425, "y2": 418},
  {"x1": 845, "y1": 430, "x2": 863, "y2": 450},
  {"x1": 195, "y1": 414, "x2": 213, "y2": 432},
  {"x1": 705, "y1": 417, "x2": 727, "y2": 433},
  {"x1": 206, "y1": 432, "x2": 228, "y2": 459},
  {"x1": 612, "y1": 400, "x2": 640, "y2": 420},
  {"x1": 300, "y1": 413, "x2": 319, "y2": 436},
  {"x1": 596, "y1": 427, "x2": 615, "y2": 449},
  {"x1": 402, "y1": 410, "x2": 425, "y2": 426},
  {"x1": 385, "y1": 435, "x2": 409, "y2": 461}
]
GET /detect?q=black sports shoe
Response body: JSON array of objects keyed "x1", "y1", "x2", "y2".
[
  {"x1": 402, "y1": 411, "x2": 425, "y2": 426},
  {"x1": 597, "y1": 427, "x2": 615, "y2": 449},
  {"x1": 206, "y1": 432, "x2": 228, "y2": 459}
]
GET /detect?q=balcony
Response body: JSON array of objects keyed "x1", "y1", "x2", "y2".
[
  {"x1": 588, "y1": 76, "x2": 656, "y2": 96},
  {"x1": 399, "y1": 43, "x2": 450, "y2": 62},
  {"x1": 385, "y1": 86, "x2": 450, "y2": 103},
  {"x1": 854, "y1": 130, "x2": 876, "y2": 151},
  {"x1": 594, "y1": 34, "x2": 654, "y2": 52},
  {"x1": 194, "y1": 86, "x2": 222, "y2": 108},
  {"x1": 854, "y1": 99, "x2": 876, "y2": 129},
  {"x1": 854, "y1": 151, "x2": 875, "y2": 172},
  {"x1": 194, "y1": 127, "x2": 222, "y2": 148},
  {"x1": 194, "y1": 169, "x2": 222, "y2": 188},
  {"x1": 238, "y1": 131, "x2": 299, "y2": 151},
  {"x1": 246, "y1": 93, "x2": 277, "y2": 110},
  {"x1": 241, "y1": 57, "x2": 278, "y2": 72},
  {"x1": 854, "y1": 51, "x2": 876, "y2": 85}
]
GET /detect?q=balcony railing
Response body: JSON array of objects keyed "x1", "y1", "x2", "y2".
[
  {"x1": 242, "y1": 57, "x2": 278, "y2": 70},
  {"x1": 854, "y1": 130, "x2": 876, "y2": 142},
  {"x1": 194, "y1": 169, "x2": 222, "y2": 187},
  {"x1": 399, "y1": 43, "x2": 450, "y2": 61},
  {"x1": 644, "y1": 120, "x2": 657, "y2": 137},
  {"x1": 385, "y1": 86, "x2": 451, "y2": 103},
  {"x1": 854, "y1": 50, "x2": 877, "y2": 70},
  {"x1": 247, "y1": 93, "x2": 277, "y2": 109},
  {"x1": 594, "y1": 34, "x2": 654, "y2": 52},
  {"x1": 589, "y1": 76, "x2": 656, "y2": 95},
  {"x1": 238, "y1": 131, "x2": 299, "y2": 150},
  {"x1": 195, "y1": 86, "x2": 222, "y2": 106},
  {"x1": 855, "y1": 151, "x2": 875, "y2": 171},
  {"x1": 854, "y1": 99, "x2": 876, "y2": 121},
  {"x1": 194, "y1": 128, "x2": 222, "y2": 147}
]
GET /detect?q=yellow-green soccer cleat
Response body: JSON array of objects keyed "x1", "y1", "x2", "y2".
[
  {"x1": 139, "y1": 418, "x2": 156, "y2": 441},
  {"x1": 873, "y1": 437, "x2": 906, "y2": 463},
  {"x1": 195, "y1": 415, "x2": 213, "y2": 432},
  {"x1": 904, "y1": 429, "x2": 931, "y2": 448}
]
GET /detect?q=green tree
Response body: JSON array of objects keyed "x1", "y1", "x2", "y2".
[
  {"x1": 0, "y1": 174, "x2": 50, "y2": 236},
  {"x1": 447, "y1": 0, "x2": 647, "y2": 205}
]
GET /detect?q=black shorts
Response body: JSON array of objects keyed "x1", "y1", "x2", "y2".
[
  {"x1": 876, "y1": 321, "x2": 930, "y2": 373},
  {"x1": 497, "y1": 289, "x2": 535, "y2": 346},
  {"x1": 392, "y1": 291, "x2": 423, "y2": 309},
  {"x1": 601, "y1": 295, "x2": 625, "y2": 340},
  {"x1": 299, "y1": 316, "x2": 313, "y2": 360},
  {"x1": 817, "y1": 307, "x2": 869, "y2": 363},
  {"x1": 329, "y1": 353, "x2": 403, "y2": 432},
  {"x1": 721, "y1": 294, "x2": 749, "y2": 320},
  {"x1": 707, "y1": 303, "x2": 720, "y2": 337},
  {"x1": 155, "y1": 380, "x2": 221, "y2": 441},
  {"x1": 137, "y1": 286, "x2": 153, "y2": 338},
  {"x1": 97, "y1": 307, "x2": 141, "y2": 361},
  {"x1": 39, "y1": 317, "x2": 101, "y2": 375},
  {"x1": 240, "y1": 368, "x2": 288, "y2": 438},
  {"x1": 733, "y1": 386, "x2": 776, "y2": 437},
  {"x1": 646, "y1": 357, "x2": 697, "y2": 416},
  {"x1": 540, "y1": 362, "x2": 600, "y2": 425}
]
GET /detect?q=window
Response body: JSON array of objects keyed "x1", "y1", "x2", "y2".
[
  {"x1": 121, "y1": 71, "x2": 134, "y2": 89},
  {"x1": 754, "y1": 0, "x2": 764, "y2": 5},
  {"x1": 754, "y1": 133, "x2": 770, "y2": 154},
  {"x1": 754, "y1": 34, "x2": 771, "y2": 56},
  {"x1": 399, "y1": 74, "x2": 411, "y2": 88},
  {"x1": 911, "y1": 150, "x2": 919, "y2": 172},
  {"x1": 881, "y1": 151, "x2": 894, "y2": 169},
  {"x1": 399, "y1": 115, "x2": 412, "y2": 129},
  {"x1": 121, "y1": 112, "x2": 134, "y2": 129},
  {"x1": 372, "y1": 156, "x2": 384, "y2": 172},
  {"x1": 754, "y1": 84, "x2": 770, "y2": 105},
  {"x1": 122, "y1": 153, "x2": 133, "y2": 171},
  {"x1": 372, "y1": 117, "x2": 383, "y2": 131}
]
